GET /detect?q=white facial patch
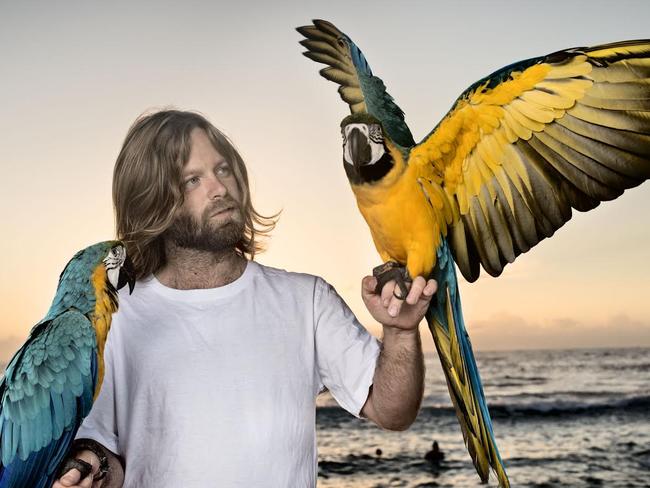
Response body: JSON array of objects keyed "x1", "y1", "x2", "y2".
[
  {"x1": 342, "y1": 123, "x2": 385, "y2": 166},
  {"x1": 104, "y1": 245, "x2": 127, "y2": 289}
]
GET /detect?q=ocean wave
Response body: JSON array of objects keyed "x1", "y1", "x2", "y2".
[
  {"x1": 483, "y1": 375, "x2": 549, "y2": 388},
  {"x1": 432, "y1": 394, "x2": 650, "y2": 418},
  {"x1": 494, "y1": 390, "x2": 639, "y2": 399},
  {"x1": 600, "y1": 362, "x2": 650, "y2": 372},
  {"x1": 317, "y1": 394, "x2": 650, "y2": 420}
]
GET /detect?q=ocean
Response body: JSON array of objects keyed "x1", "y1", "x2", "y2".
[
  {"x1": 1, "y1": 347, "x2": 647, "y2": 486},
  {"x1": 316, "y1": 347, "x2": 650, "y2": 487}
]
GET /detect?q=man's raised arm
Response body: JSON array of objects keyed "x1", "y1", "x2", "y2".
[{"x1": 360, "y1": 275, "x2": 437, "y2": 430}]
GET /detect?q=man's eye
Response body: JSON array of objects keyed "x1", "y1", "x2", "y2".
[
  {"x1": 185, "y1": 176, "x2": 199, "y2": 187},
  {"x1": 216, "y1": 165, "x2": 231, "y2": 176}
]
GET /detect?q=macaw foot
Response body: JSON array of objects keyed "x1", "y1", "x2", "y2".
[
  {"x1": 58, "y1": 457, "x2": 93, "y2": 481},
  {"x1": 372, "y1": 261, "x2": 411, "y2": 300}
]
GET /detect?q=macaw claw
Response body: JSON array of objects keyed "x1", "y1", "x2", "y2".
[
  {"x1": 372, "y1": 261, "x2": 411, "y2": 299},
  {"x1": 58, "y1": 457, "x2": 93, "y2": 482}
]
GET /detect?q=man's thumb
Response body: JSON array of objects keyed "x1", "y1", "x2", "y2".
[{"x1": 59, "y1": 468, "x2": 81, "y2": 486}]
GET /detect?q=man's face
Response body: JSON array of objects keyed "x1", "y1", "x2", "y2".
[{"x1": 165, "y1": 128, "x2": 245, "y2": 252}]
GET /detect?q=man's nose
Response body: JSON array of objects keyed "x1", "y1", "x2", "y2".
[{"x1": 206, "y1": 174, "x2": 228, "y2": 199}]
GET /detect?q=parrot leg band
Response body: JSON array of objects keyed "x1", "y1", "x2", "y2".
[
  {"x1": 57, "y1": 458, "x2": 93, "y2": 481},
  {"x1": 372, "y1": 261, "x2": 411, "y2": 299}
]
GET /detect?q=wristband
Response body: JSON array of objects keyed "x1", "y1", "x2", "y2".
[{"x1": 72, "y1": 438, "x2": 110, "y2": 481}]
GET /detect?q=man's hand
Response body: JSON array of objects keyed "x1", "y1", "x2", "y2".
[
  {"x1": 52, "y1": 450, "x2": 103, "y2": 488},
  {"x1": 362, "y1": 275, "x2": 437, "y2": 329}
]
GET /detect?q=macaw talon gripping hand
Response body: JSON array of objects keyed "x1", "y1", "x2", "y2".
[
  {"x1": 57, "y1": 458, "x2": 93, "y2": 482},
  {"x1": 372, "y1": 261, "x2": 411, "y2": 299}
]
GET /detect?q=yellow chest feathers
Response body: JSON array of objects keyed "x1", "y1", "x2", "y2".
[
  {"x1": 91, "y1": 265, "x2": 119, "y2": 398},
  {"x1": 350, "y1": 163, "x2": 441, "y2": 278}
]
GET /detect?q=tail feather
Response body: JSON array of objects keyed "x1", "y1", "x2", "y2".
[{"x1": 427, "y1": 241, "x2": 510, "y2": 487}]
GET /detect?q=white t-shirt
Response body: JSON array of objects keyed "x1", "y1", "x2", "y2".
[{"x1": 76, "y1": 261, "x2": 380, "y2": 487}]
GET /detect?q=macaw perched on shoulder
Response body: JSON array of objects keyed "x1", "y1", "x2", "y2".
[
  {"x1": 0, "y1": 241, "x2": 135, "y2": 488},
  {"x1": 298, "y1": 19, "x2": 650, "y2": 487}
]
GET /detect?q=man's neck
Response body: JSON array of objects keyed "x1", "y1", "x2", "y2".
[{"x1": 155, "y1": 243, "x2": 247, "y2": 290}]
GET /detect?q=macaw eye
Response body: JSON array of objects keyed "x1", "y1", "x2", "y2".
[
  {"x1": 368, "y1": 125, "x2": 383, "y2": 144},
  {"x1": 112, "y1": 245, "x2": 125, "y2": 260},
  {"x1": 104, "y1": 245, "x2": 126, "y2": 270}
]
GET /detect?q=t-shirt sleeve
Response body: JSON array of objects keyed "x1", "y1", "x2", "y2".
[
  {"x1": 75, "y1": 329, "x2": 121, "y2": 455},
  {"x1": 314, "y1": 278, "x2": 380, "y2": 418}
]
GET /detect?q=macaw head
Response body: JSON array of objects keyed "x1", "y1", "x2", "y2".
[
  {"x1": 101, "y1": 242, "x2": 136, "y2": 295},
  {"x1": 59, "y1": 241, "x2": 136, "y2": 295},
  {"x1": 340, "y1": 113, "x2": 399, "y2": 185},
  {"x1": 45, "y1": 241, "x2": 136, "y2": 320}
]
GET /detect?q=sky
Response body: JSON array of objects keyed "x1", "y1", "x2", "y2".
[{"x1": 1, "y1": 0, "x2": 649, "y2": 361}]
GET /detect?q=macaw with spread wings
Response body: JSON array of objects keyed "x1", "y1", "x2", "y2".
[{"x1": 298, "y1": 19, "x2": 650, "y2": 487}]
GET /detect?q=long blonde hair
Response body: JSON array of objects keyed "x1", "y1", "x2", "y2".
[{"x1": 113, "y1": 109, "x2": 278, "y2": 279}]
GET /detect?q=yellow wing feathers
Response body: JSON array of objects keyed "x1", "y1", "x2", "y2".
[
  {"x1": 411, "y1": 57, "x2": 591, "y2": 211},
  {"x1": 410, "y1": 40, "x2": 650, "y2": 281}
]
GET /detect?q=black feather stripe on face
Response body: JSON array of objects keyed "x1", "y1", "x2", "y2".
[
  {"x1": 105, "y1": 281, "x2": 119, "y2": 310},
  {"x1": 343, "y1": 149, "x2": 394, "y2": 185}
]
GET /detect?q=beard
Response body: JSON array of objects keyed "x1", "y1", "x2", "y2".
[{"x1": 164, "y1": 200, "x2": 245, "y2": 253}]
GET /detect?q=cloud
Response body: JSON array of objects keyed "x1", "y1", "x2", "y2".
[{"x1": 466, "y1": 312, "x2": 650, "y2": 351}]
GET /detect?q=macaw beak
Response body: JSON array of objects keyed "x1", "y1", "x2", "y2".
[
  {"x1": 348, "y1": 127, "x2": 372, "y2": 167},
  {"x1": 117, "y1": 255, "x2": 136, "y2": 294}
]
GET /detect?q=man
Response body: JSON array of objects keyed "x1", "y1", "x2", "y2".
[{"x1": 53, "y1": 110, "x2": 436, "y2": 488}]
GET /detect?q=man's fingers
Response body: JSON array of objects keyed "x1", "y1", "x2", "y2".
[
  {"x1": 363, "y1": 273, "x2": 437, "y2": 321},
  {"x1": 55, "y1": 454, "x2": 100, "y2": 488},
  {"x1": 60, "y1": 468, "x2": 81, "y2": 485},
  {"x1": 380, "y1": 280, "x2": 396, "y2": 307},
  {"x1": 56, "y1": 467, "x2": 83, "y2": 487},
  {"x1": 362, "y1": 275, "x2": 377, "y2": 295},
  {"x1": 79, "y1": 474, "x2": 94, "y2": 488},
  {"x1": 405, "y1": 276, "x2": 426, "y2": 305},
  {"x1": 423, "y1": 278, "x2": 438, "y2": 297}
]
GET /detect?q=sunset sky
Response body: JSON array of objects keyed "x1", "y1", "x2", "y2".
[{"x1": 2, "y1": 0, "x2": 649, "y2": 361}]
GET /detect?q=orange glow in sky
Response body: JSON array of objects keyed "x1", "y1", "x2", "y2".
[{"x1": 1, "y1": 2, "x2": 649, "y2": 361}]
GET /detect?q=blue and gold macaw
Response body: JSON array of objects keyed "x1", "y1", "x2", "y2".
[
  {"x1": 0, "y1": 241, "x2": 135, "y2": 488},
  {"x1": 298, "y1": 19, "x2": 650, "y2": 487}
]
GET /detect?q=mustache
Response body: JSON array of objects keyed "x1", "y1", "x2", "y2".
[{"x1": 204, "y1": 197, "x2": 242, "y2": 217}]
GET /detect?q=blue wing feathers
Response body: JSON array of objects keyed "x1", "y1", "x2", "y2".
[
  {"x1": 343, "y1": 34, "x2": 372, "y2": 76},
  {"x1": 0, "y1": 310, "x2": 98, "y2": 487},
  {"x1": 464, "y1": 55, "x2": 543, "y2": 97},
  {"x1": 50, "y1": 390, "x2": 65, "y2": 439},
  {"x1": 343, "y1": 35, "x2": 415, "y2": 148},
  {"x1": 0, "y1": 426, "x2": 76, "y2": 488},
  {"x1": 299, "y1": 21, "x2": 416, "y2": 148}
]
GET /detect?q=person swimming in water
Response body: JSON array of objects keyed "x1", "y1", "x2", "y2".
[{"x1": 425, "y1": 440, "x2": 445, "y2": 465}]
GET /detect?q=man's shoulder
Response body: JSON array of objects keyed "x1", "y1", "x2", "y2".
[{"x1": 251, "y1": 261, "x2": 327, "y2": 293}]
